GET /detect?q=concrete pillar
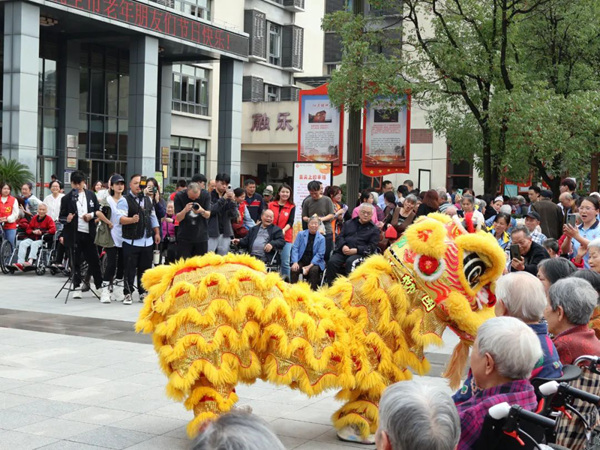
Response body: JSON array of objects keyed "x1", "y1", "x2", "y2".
[
  {"x1": 128, "y1": 36, "x2": 158, "y2": 178},
  {"x1": 57, "y1": 40, "x2": 80, "y2": 179},
  {"x1": 217, "y1": 58, "x2": 243, "y2": 186},
  {"x1": 2, "y1": 2, "x2": 40, "y2": 171},
  {"x1": 158, "y1": 61, "x2": 172, "y2": 178}
]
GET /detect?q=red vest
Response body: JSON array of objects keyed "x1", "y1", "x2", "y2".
[
  {"x1": 269, "y1": 201, "x2": 294, "y2": 243},
  {"x1": 237, "y1": 202, "x2": 247, "y2": 224},
  {"x1": 0, "y1": 195, "x2": 17, "y2": 230}
]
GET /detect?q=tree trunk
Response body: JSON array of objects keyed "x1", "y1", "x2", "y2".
[{"x1": 592, "y1": 153, "x2": 599, "y2": 193}]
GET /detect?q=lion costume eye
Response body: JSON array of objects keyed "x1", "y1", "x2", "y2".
[{"x1": 463, "y1": 252, "x2": 486, "y2": 288}]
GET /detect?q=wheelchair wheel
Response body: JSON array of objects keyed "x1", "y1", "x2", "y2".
[
  {"x1": 50, "y1": 267, "x2": 57, "y2": 275},
  {"x1": 36, "y1": 264, "x2": 46, "y2": 276},
  {"x1": 0, "y1": 240, "x2": 12, "y2": 274}
]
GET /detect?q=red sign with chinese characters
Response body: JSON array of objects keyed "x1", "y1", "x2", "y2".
[{"x1": 47, "y1": 0, "x2": 248, "y2": 57}]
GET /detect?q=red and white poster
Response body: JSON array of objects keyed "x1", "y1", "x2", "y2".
[
  {"x1": 298, "y1": 84, "x2": 344, "y2": 176},
  {"x1": 362, "y1": 94, "x2": 411, "y2": 176}
]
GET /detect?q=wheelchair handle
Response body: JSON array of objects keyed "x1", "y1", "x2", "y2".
[
  {"x1": 539, "y1": 380, "x2": 600, "y2": 406},
  {"x1": 489, "y1": 402, "x2": 556, "y2": 429}
]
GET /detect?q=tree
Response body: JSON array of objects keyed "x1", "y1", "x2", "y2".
[
  {"x1": 0, "y1": 157, "x2": 34, "y2": 194},
  {"x1": 324, "y1": 0, "x2": 600, "y2": 195}
]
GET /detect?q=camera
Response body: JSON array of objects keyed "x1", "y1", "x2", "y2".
[
  {"x1": 192, "y1": 203, "x2": 201, "y2": 211},
  {"x1": 139, "y1": 176, "x2": 147, "y2": 189}
]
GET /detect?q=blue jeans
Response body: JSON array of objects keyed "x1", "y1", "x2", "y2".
[
  {"x1": 280, "y1": 242, "x2": 292, "y2": 278},
  {"x1": 3, "y1": 228, "x2": 16, "y2": 247}
]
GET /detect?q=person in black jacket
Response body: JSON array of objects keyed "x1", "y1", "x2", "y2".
[
  {"x1": 510, "y1": 225, "x2": 550, "y2": 275},
  {"x1": 325, "y1": 203, "x2": 380, "y2": 285},
  {"x1": 59, "y1": 170, "x2": 103, "y2": 299},
  {"x1": 208, "y1": 173, "x2": 238, "y2": 255},
  {"x1": 233, "y1": 209, "x2": 285, "y2": 264}
]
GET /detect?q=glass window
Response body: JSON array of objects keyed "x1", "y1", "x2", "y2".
[
  {"x1": 265, "y1": 84, "x2": 280, "y2": 102},
  {"x1": 172, "y1": 65, "x2": 210, "y2": 116},
  {"x1": 169, "y1": 136, "x2": 208, "y2": 184},
  {"x1": 118, "y1": 74, "x2": 129, "y2": 118},
  {"x1": 105, "y1": 118, "x2": 118, "y2": 160},
  {"x1": 90, "y1": 70, "x2": 105, "y2": 115},
  {"x1": 106, "y1": 72, "x2": 119, "y2": 117},
  {"x1": 269, "y1": 23, "x2": 282, "y2": 66},
  {"x1": 89, "y1": 115, "x2": 105, "y2": 159}
]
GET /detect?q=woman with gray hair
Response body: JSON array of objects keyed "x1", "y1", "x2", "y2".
[
  {"x1": 537, "y1": 257, "x2": 577, "y2": 295},
  {"x1": 544, "y1": 277, "x2": 600, "y2": 365},
  {"x1": 191, "y1": 411, "x2": 284, "y2": 450},
  {"x1": 453, "y1": 272, "x2": 562, "y2": 404},
  {"x1": 376, "y1": 381, "x2": 460, "y2": 450},
  {"x1": 456, "y1": 316, "x2": 542, "y2": 450}
]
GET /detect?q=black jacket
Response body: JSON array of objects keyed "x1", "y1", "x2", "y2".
[
  {"x1": 238, "y1": 224, "x2": 285, "y2": 262},
  {"x1": 59, "y1": 189, "x2": 99, "y2": 247},
  {"x1": 512, "y1": 241, "x2": 550, "y2": 275},
  {"x1": 335, "y1": 217, "x2": 380, "y2": 256},
  {"x1": 208, "y1": 190, "x2": 237, "y2": 238},
  {"x1": 532, "y1": 198, "x2": 563, "y2": 240}
]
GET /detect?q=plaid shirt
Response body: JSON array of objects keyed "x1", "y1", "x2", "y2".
[
  {"x1": 530, "y1": 230, "x2": 547, "y2": 245},
  {"x1": 457, "y1": 379, "x2": 537, "y2": 450}
]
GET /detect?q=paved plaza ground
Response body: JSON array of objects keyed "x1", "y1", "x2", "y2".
[{"x1": 0, "y1": 272, "x2": 457, "y2": 449}]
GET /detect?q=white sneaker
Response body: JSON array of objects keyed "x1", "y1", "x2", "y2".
[
  {"x1": 100, "y1": 288, "x2": 111, "y2": 304},
  {"x1": 72, "y1": 290, "x2": 82, "y2": 299},
  {"x1": 123, "y1": 294, "x2": 132, "y2": 305},
  {"x1": 89, "y1": 284, "x2": 101, "y2": 298},
  {"x1": 112, "y1": 286, "x2": 125, "y2": 302},
  {"x1": 336, "y1": 425, "x2": 376, "y2": 445}
]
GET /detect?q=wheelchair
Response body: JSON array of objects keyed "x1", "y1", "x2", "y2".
[{"x1": 3, "y1": 231, "x2": 56, "y2": 275}]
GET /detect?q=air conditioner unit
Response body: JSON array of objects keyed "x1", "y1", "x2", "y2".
[{"x1": 269, "y1": 166, "x2": 286, "y2": 180}]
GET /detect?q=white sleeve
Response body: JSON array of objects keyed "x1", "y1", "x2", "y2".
[{"x1": 7, "y1": 198, "x2": 19, "y2": 223}]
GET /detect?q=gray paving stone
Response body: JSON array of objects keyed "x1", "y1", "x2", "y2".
[
  {"x1": 110, "y1": 413, "x2": 189, "y2": 435},
  {"x1": 269, "y1": 418, "x2": 332, "y2": 440},
  {"x1": 16, "y1": 417, "x2": 100, "y2": 439},
  {"x1": 59, "y1": 406, "x2": 138, "y2": 426},
  {"x1": 122, "y1": 435, "x2": 189, "y2": 449},
  {"x1": 7, "y1": 382, "x2": 80, "y2": 400},
  {"x1": 0, "y1": 410, "x2": 52, "y2": 429},
  {"x1": 67, "y1": 426, "x2": 151, "y2": 450},
  {"x1": 38, "y1": 442, "x2": 109, "y2": 450},
  {"x1": 0, "y1": 430, "x2": 59, "y2": 450},
  {"x1": 8, "y1": 398, "x2": 87, "y2": 417},
  {"x1": 0, "y1": 392, "x2": 38, "y2": 410}
]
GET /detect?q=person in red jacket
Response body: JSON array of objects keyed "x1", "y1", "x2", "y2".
[
  {"x1": 14, "y1": 203, "x2": 56, "y2": 271},
  {"x1": 268, "y1": 183, "x2": 295, "y2": 279}
]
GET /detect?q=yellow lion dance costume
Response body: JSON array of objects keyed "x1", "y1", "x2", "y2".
[{"x1": 136, "y1": 213, "x2": 505, "y2": 439}]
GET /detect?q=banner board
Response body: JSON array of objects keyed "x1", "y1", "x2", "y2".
[{"x1": 292, "y1": 161, "x2": 333, "y2": 239}]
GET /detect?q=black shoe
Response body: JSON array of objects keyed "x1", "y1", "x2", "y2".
[{"x1": 81, "y1": 282, "x2": 90, "y2": 293}]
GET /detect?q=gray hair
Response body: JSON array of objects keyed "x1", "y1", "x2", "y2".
[
  {"x1": 589, "y1": 238, "x2": 600, "y2": 251},
  {"x1": 188, "y1": 182, "x2": 201, "y2": 193},
  {"x1": 475, "y1": 198, "x2": 487, "y2": 210},
  {"x1": 405, "y1": 194, "x2": 418, "y2": 204},
  {"x1": 191, "y1": 412, "x2": 285, "y2": 450},
  {"x1": 370, "y1": 191, "x2": 379, "y2": 204},
  {"x1": 308, "y1": 215, "x2": 322, "y2": 225},
  {"x1": 499, "y1": 205, "x2": 512, "y2": 215},
  {"x1": 516, "y1": 195, "x2": 527, "y2": 205},
  {"x1": 538, "y1": 258, "x2": 576, "y2": 284},
  {"x1": 511, "y1": 224, "x2": 531, "y2": 239},
  {"x1": 476, "y1": 316, "x2": 542, "y2": 379},
  {"x1": 560, "y1": 192, "x2": 573, "y2": 201},
  {"x1": 548, "y1": 278, "x2": 597, "y2": 325},
  {"x1": 359, "y1": 202, "x2": 374, "y2": 212},
  {"x1": 378, "y1": 381, "x2": 460, "y2": 450},
  {"x1": 461, "y1": 195, "x2": 474, "y2": 205},
  {"x1": 495, "y1": 272, "x2": 547, "y2": 322}
]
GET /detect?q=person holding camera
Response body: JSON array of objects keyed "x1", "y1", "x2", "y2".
[
  {"x1": 174, "y1": 181, "x2": 211, "y2": 258},
  {"x1": 208, "y1": 173, "x2": 237, "y2": 255},
  {"x1": 509, "y1": 225, "x2": 549, "y2": 276},
  {"x1": 117, "y1": 175, "x2": 160, "y2": 304},
  {"x1": 59, "y1": 170, "x2": 104, "y2": 299}
]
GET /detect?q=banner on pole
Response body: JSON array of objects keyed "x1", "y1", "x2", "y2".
[
  {"x1": 292, "y1": 161, "x2": 333, "y2": 239},
  {"x1": 362, "y1": 94, "x2": 411, "y2": 176},
  {"x1": 298, "y1": 84, "x2": 344, "y2": 176}
]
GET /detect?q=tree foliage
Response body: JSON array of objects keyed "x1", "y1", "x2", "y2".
[
  {"x1": 0, "y1": 157, "x2": 34, "y2": 194},
  {"x1": 323, "y1": 0, "x2": 600, "y2": 195}
]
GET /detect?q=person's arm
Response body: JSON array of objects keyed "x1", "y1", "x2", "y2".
[
  {"x1": 524, "y1": 247, "x2": 550, "y2": 274},
  {"x1": 282, "y1": 206, "x2": 295, "y2": 234},
  {"x1": 118, "y1": 198, "x2": 137, "y2": 225},
  {"x1": 7, "y1": 198, "x2": 19, "y2": 223},
  {"x1": 25, "y1": 218, "x2": 35, "y2": 235},
  {"x1": 269, "y1": 227, "x2": 285, "y2": 250},
  {"x1": 291, "y1": 236, "x2": 301, "y2": 264},
  {"x1": 201, "y1": 191, "x2": 211, "y2": 220},
  {"x1": 47, "y1": 216, "x2": 56, "y2": 235},
  {"x1": 357, "y1": 226, "x2": 380, "y2": 256},
  {"x1": 320, "y1": 199, "x2": 335, "y2": 223},
  {"x1": 154, "y1": 200, "x2": 166, "y2": 221},
  {"x1": 243, "y1": 208, "x2": 254, "y2": 229},
  {"x1": 95, "y1": 210, "x2": 112, "y2": 228},
  {"x1": 311, "y1": 235, "x2": 326, "y2": 269}
]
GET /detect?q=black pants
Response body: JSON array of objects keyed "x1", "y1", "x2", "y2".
[
  {"x1": 161, "y1": 240, "x2": 178, "y2": 264},
  {"x1": 73, "y1": 232, "x2": 103, "y2": 289},
  {"x1": 325, "y1": 233, "x2": 333, "y2": 263},
  {"x1": 325, "y1": 251, "x2": 362, "y2": 285},
  {"x1": 122, "y1": 242, "x2": 153, "y2": 295},
  {"x1": 104, "y1": 246, "x2": 124, "y2": 284},
  {"x1": 177, "y1": 239, "x2": 208, "y2": 259},
  {"x1": 290, "y1": 263, "x2": 322, "y2": 290}
]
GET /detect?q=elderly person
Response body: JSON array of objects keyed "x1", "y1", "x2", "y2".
[
  {"x1": 233, "y1": 209, "x2": 285, "y2": 264},
  {"x1": 13, "y1": 203, "x2": 56, "y2": 271},
  {"x1": 290, "y1": 216, "x2": 326, "y2": 290},
  {"x1": 192, "y1": 411, "x2": 284, "y2": 450},
  {"x1": 375, "y1": 381, "x2": 460, "y2": 450},
  {"x1": 523, "y1": 211, "x2": 547, "y2": 245},
  {"x1": 545, "y1": 278, "x2": 600, "y2": 365},
  {"x1": 509, "y1": 225, "x2": 550, "y2": 275},
  {"x1": 456, "y1": 316, "x2": 542, "y2": 450},
  {"x1": 352, "y1": 190, "x2": 380, "y2": 225},
  {"x1": 454, "y1": 272, "x2": 562, "y2": 404},
  {"x1": 536, "y1": 257, "x2": 576, "y2": 296},
  {"x1": 325, "y1": 203, "x2": 380, "y2": 285}
]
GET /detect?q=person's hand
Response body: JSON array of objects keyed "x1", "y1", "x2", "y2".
[
  {"x1": 143, "y1": 187, "x2": 150, "y2": 196},
  {"x1": 232, "y1": 238, "x2": 240, "y2": 245},
  {"x1": 511, "y1": 257, "x2": 525, "y2": 271},
  {"x1": 302, "y1": 216, "x2": 309, "y2": 222},
  {"x1": 132, "y1": 214, "x2": 139, "y2": 223},
  {"x1": 83, "y1": 213, "x2": 93, "y2": 222},
  {"x1": 291, "y1": 262, "x2": 300, "y2": 272},
  {"x1": 377, "y1": 222, "x2": 384, "y2": 229},
  {"x1": 108, "y1": 222, "x2": 114, "y2": 229},
  {"x1": 264, "y1": 243, "x2": 273, "y2": 253},
  {"x1": 59, "y1": 237, "x2": 64, "y2": 244},
  {"x1": 577, "y1": 243, "x2": 588, "y2": 258},
  {"x1": 563, "y1": 224, "x2": 579, "y2": 238},
  {"x1": 302, "y1": 265, "x2": 311, "y2": 276},
  {"x1": 66, "y1": 213, "x2": 75, "y2": 223},
  {"x1": 184, "y1": 203, "x2": 194, "y2": 213},
  {"x1": 154, "y1": 233, "x2": 161, "y2": 245},
  {"x1": 336, "y1": 209, "x2": 344, "y2": 217}
]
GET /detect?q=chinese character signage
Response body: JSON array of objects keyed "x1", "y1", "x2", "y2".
[
  {"x1": 362, "y1": 94, "x2": 411, "y2": 176},
  {"x1": 292, "y1": 161, "x2": 333, "y2": 239},
  {"x1": 46, "y1": 0, "x2": 248, "y2": 57},
  {"x1": 298, "y1": 84, "x2": 344, "y2": 176},
  {"x1": 250, "y1": 112, "x2": 294, "y2": 132}
]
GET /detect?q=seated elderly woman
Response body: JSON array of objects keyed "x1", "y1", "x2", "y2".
[
  {"x1": 376, "y1": 381, "x2": 460, "y2": 450},
  {"x1": 453, "y1": 272, "x2": 562, "y2": 404},
  {"x1": 545, "y1": 277, "x2": 600, "y2": 365},
  {"x1": 290, "y1": 215, "x2": 326, "y2": 290},
  {"x1": 537, "y1": 257, "x2": 576, "y2": 296},
  {"x1": 192, "y1": 411, "x2": 284, "y2": 450},
  {"x1": 570, "y1": 270, "x2": 600, "y2": 339},
  {"x1": 456, "y1": 316, "x2": 542, "y2": 450}
]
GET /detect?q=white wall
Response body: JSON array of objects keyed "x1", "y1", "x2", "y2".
[{"x1": 294, "y1": 0, "x2": 325, "y2": 77}]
